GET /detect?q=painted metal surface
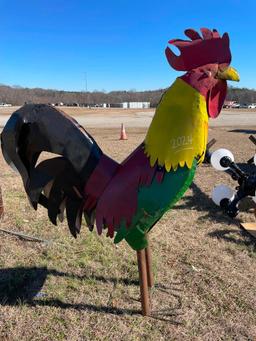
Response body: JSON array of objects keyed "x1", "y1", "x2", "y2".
[{"x1": 0, "y1": 28, "x2": 239, "y2": 250}]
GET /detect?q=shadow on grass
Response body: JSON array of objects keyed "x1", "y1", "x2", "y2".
[
  {"x1": 208, "y1": 228, "x2": 256, "y2": 249},
  {"x1": 0, "y1": 266, "x2": 48, "y2": 304},
  {"x1": 0, "y1": 266, "x2": 139, "y2": 314},
  {"x1": 27, "y1": 298, "x2": 141, "y2": 315},
  {"x1": 0, "y1": 267, "x2": 183, "y2": 321},
  {"x1": 176, "y1": 183, "x2": 256, "y2": 248},
  {"x1": 175, "y1": 182, "x2": 237, "y2": 225},
  {"x1": 228, "y1": 129, "x2": 256, "y2": 134}
]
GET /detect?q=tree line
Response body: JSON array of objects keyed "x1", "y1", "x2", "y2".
[
  {"x1": 0, "y1": 84, "x2": 255, "y2": 107},
  {"x1": 226, "y1": 86, "x2": 256, "y2": 104}
]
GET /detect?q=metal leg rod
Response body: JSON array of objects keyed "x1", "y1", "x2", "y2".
[
  {"x1": 145, "y1": 246, "x2": 154, "y2": 288},
  {"x1": 145, "y1": 236, "x2": 154, "y2": 288},
  {"x1": 137, "y1": 249, "x2": 150, "y2": 316},
  {"x1": 0, "y1": 185, "x2": 3, "y2": 219}
]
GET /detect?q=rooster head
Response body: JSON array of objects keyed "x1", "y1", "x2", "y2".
[{"x1": 165, "y1": 28, "x2": 239, "y2": 118}]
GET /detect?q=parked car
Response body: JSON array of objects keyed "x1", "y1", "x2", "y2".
[
  {"x1": 248, "y1": 103, "x2": 256, "y2": 109},
  {"x1": 231, "y1": 102, "x2": 240, "y2": 108},
  {"x1": 239, "y1": 103, "x2": 249, "y2": 109}
]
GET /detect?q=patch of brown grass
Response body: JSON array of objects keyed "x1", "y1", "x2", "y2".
[
  {"x1": 0, "y1": 126, "x2": 256, "y2": 340},
  {"x1": 0, "y1": 106, "x2": 153, "y2": 117}
]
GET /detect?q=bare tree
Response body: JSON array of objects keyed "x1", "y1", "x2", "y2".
[{"x1": 0, "y1": 84, "x2": 256, "y2": 107}]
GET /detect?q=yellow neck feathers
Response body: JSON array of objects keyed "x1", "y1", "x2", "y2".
[{"x1": 144, "y1": 78, "x2": 208, "y2": 171}]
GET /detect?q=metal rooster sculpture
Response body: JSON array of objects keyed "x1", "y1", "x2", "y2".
[{"x1": 1, "y1": 28, "x2": 239, "y2": 315}]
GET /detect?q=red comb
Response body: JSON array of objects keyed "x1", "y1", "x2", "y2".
[{"x1": 165, "y1": 28, "x2": 231, "y2": 71}]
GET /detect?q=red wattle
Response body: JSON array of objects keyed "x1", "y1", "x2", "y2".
[{"x1": 207, "y1": 81, "x2": 227, "y2": 118}]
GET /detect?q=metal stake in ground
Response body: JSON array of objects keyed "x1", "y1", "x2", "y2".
[
  {"x1": 137, "y1": 248, "x2": 151, "y2": 316},
  {"x1": 0, "y1": 185, "x2": 4, "y2": 219},
  {"x1": 145, "y1": 235, "x2": 154, "y2": 288},
  {"x1": 136, "y1": 234, "x2": 154, "y2": 316}
]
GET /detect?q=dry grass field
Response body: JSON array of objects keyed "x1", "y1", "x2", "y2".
[
  {"x1": 0, "y1": 106, "x2": 153, "y2": 116},
  {"x1": 0, "y1": 124, "x2": 256, "y2": 340}
]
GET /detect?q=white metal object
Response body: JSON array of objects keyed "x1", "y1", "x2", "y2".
[
  {"x1": 212, "y1": 185, "x2": 235, "y2": 206},
  {"x1": 210, "y1": 148, "x2": 234, "y2": 171},
  {"x1": 253, "y1": 154, "x2": 256, "y2": 166}
]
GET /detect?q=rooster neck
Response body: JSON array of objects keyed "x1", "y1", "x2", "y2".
[
  {"x1": 144, "y1": 78, "x2": 209, "y2": 171},
  {"x1": 180, "y1": 70, "x2": 218, "y2": 99}
]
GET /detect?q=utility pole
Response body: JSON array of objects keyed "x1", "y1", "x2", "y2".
[
  {"x1": 85, "y1": 72, "x2": 88, "y2": 92},
  {"x1": 84, "y1": 72, "x2": 89, "y2": 106}
]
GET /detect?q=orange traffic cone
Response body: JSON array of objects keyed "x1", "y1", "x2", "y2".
[{"x1": 120, "y1": 123, "x2": 128, "y2": 140}]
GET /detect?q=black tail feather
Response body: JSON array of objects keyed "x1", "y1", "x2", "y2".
[
  {"x1": 0, "y1": 104, "x2": 103, "y2": 238},
  {"x1": 66, "y1": 197, "x2": 83, "y2": 238}
]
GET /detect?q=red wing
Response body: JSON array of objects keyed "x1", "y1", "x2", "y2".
[{"x1": 95, "y1": 144, "x2": 157, "y2": 238}]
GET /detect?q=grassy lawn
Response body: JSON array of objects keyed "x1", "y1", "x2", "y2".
[{"x1": 0, "y1": 126, "x2": 256, "y2": 340}]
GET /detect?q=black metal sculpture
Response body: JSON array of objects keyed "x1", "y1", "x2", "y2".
[{"x1": 208, "y1": 135, "x2": 256, "y2": 218}]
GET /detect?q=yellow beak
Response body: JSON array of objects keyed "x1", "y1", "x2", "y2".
[{"x1": 216, "y1": 66, "x2": 240, "y2": 82}]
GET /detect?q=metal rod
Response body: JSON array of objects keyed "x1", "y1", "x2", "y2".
[
  {"x1": 206, "y1": 138, "x2": 217, "y2": 149},
  {"x1": 0, "y1": 185, "x2": 3, "y2": 219},
  {"x1": 0, "y1": 228, "x2": 50, "y2": 244},
  {"x1": 145, "y1": 236, "x2": 154, "y2": 288},
  {"x1": 249, "y1": 135, "x2": 256, "y2": 146},
  {"x1": 229, "y1": 162, "x2": 247, "y2": 179},
  {"x1": 137, "y1": 249, "x2": 150, "y2": 316}
]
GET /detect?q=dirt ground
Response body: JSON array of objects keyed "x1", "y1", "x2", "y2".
[
  {"x1": 1, "y1": 106, "x2": 256, "y2": 129},
  {"x1": 0, "y1": 117, "x2": 256, "y2": 340}
]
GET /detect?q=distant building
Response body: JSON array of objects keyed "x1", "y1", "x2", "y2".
[
  {"x1": 121, "y1": 102, "x2": 150, "y2": 109},
  {"x1": 83, "y1": 102, "x2": 151, "y2": 109}
]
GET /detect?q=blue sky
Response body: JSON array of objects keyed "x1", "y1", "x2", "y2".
[{"x1": 0, "y1": 0, "x2": 255, "y2": 92}]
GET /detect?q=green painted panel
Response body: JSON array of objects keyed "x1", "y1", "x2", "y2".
[{"x1": 114, "y1": 160, "x2": 197, "y2": 250}]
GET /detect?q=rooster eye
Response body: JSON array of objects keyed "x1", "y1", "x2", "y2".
[{"x1": 205, "y1": 70, "x2": 212, "y2": 77}]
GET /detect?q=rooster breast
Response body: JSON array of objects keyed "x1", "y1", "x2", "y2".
[{"x1": 94, "y1": 144, "x2": 196, "y2": 250}]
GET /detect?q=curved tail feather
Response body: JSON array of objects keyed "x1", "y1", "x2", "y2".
[{"x1": 1, "y1": 104, "x2": 103, "y2": 236}]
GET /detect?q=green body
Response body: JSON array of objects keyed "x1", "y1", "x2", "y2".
[{"x1": 114, "y1": 160, "x2": 197, "y2": 250}]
